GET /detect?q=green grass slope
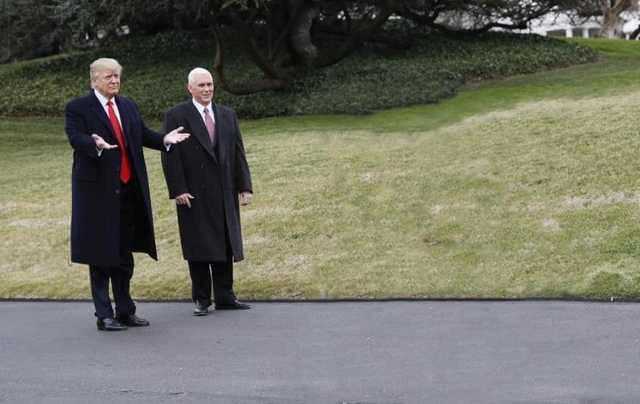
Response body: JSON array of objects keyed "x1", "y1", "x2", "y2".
[{"x1": 1, "y1": 38, "x2": 638, "y2": 300}]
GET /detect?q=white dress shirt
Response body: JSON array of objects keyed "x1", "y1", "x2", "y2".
[
  {"x1": 94, "y1": 89, "x2": 123, "y2": 127},
  {"x1": 192, "y1": 99, "x2": 215, "y2": 127}
]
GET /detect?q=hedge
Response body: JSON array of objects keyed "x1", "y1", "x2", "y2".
[{"x1": 0, "y1": 31, "x2": 597, "y2": 120}]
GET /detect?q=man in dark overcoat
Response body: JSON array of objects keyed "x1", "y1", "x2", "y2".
[
  {"x1": 161, "y1": 67, "x2": 253, "y2": 316},
  {"x1": 65, "y1": 57, "x2": 189, "y2": 331}
]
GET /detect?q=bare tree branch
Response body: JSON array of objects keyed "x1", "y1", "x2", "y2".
[
  {"x1": 212, "y1": 23, "x2": 288, "y2": 94},
  {"x1": 316, "y1": 0, "x2": 396, "y2": 67}
]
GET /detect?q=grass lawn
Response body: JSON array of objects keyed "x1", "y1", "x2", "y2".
[{"x1": 2, "y1": 38, "x2": 640, "y2": 300}]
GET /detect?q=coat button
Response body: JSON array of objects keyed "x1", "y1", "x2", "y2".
[{"x1": 115, "y1": 189, "x2": 120, "y2": 195}]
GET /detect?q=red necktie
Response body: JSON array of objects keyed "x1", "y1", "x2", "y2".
[{"x1": 107, "y1": 101, "x2": 131, "y2": 183}]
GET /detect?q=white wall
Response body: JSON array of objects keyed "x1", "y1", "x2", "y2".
[{"x1": 511, "y1": 11, "x2": 640, "y2": 39}]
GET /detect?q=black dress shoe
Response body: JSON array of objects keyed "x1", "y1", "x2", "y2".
[
  {"x1": 97, "y1": 318, "x2": 128, "y2": 331},
  {"x1": 193, "y1": 301, "x2": 209, "y2": 316},
  {"x1": 215, "y1": 301, "x2": 251, "y2": 310},
  {"x1": 117, "y1": 314, "x2": 150, "y2": 327}
]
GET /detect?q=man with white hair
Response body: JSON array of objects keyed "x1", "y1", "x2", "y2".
[
  {"x1": 65, "y1": 57, "x2": 190, "y2": 331},
  {"x1": 161, "y1": 67, "x2": 252, "y2": 316}
]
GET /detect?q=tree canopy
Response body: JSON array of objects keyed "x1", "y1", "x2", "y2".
[{"x1": 2, "y1": 0, "x2": 588, "y2": 93}]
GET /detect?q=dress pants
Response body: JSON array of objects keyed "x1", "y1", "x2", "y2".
[
  {"x1": 188, "y1": 259, "x2": 235, "y2": 307},
  {"x1": 89, "y1": 179, "x2": 140, "y2": 319}
]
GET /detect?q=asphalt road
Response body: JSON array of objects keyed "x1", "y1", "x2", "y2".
[{"x1": 1, "y1": 301, "x2": 640, "y2": 404}]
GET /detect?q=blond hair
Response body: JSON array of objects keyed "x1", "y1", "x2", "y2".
[{"x1": 90, "y1": 58, "x2": 122, "y2": 84}]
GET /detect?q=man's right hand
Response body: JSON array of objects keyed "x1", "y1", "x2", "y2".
[
  {"x1": 92, "y1": 134, "x2": 118, "y2": 150},
  {"x1": 175, "y1": 193, "x2": 195, "y2": 208}
]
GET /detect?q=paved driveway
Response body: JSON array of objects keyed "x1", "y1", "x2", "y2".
[{"x1": 1, "y1": 301, "x2": 639, "y2": 403}]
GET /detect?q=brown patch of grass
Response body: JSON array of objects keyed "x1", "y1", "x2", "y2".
[{"x1": 6, "y1": 90, "x2": 640, "y2": 299}]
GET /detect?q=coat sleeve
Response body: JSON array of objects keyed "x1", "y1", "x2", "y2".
[
  {"x1": 232, "y1": 111, "x2": 252, "y2": 193},
  {"x1": 132, "y1": 101, "x2": 165, "y2": 151},
  {"x1": 65, "y1": 100, "x2": 100, "y2": 159},
  {"x1": 161, "y1": 109, "x2": 189, "y2": 198}
]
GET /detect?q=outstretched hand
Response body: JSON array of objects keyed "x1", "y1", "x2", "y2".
[
  {"x1": 164, "y1": 126, "x2": 190, "y2": 145},
  {"x1": 92, "y1": 134, "x2": 118, "y2": 150},
  {"x1": 239, "y1": 192, "x2": 252, "y2": 206},
  {"x1": 175, "y1": 193, "x2": 195, "y2": 208}
]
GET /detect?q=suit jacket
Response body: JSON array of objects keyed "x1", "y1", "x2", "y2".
[
  {"x1": 161, "y1": 102, "x2": 252, "y2": 262},
  {"x1": 65, "y1": 91, "x2": 165, "y2": 266}
]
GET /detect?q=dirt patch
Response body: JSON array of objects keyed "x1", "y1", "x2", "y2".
[
  {"x1": 542, "y1": 218, "x2": 560, "y2": 232},
  {"x1": 563, "y1": 192, "x2": 640, "y2": 210},
  {"x1": 8, "y1": 218, "x2": 67, "y2": 228}
]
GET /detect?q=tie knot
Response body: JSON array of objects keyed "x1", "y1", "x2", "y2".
[
  {"x1": 107, "y1": 101, "x2": 113, "y2": 107},
  {"x1": 204, "y1": 108, "x2": 210, "y2": 115}
]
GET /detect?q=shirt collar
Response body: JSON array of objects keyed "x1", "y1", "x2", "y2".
[
  {"x1": 93, "y1": 89, "x2": 113, "y2": 107},
  {"x1": 192, "y1": 99, "x2": 213, "y2": 116}
]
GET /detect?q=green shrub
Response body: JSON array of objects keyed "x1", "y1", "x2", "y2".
[{"x1": 0, "y1": 31, "x2": 597, "y2": 120}]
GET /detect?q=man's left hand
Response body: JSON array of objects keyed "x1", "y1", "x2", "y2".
[
  {"x1": 164, "y1": 126, "x2": 190, "y2": 145},
  {"x1": 239, "y1": 192, "x2": 252, "y2": 206}
]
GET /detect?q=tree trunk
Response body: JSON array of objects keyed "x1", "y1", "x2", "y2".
[
  {"x1": 601, "y1": 8, "x2": 619, "y2": 37},
  {"x1": 599, "y1": 0, "x2": 635, "y2": 38},
  {"x1": 289, "y1": 0, "x2": 320, "y2": 67},
  {"x1": 212, "y1": 25, "x2": 288, "y2": 95}
]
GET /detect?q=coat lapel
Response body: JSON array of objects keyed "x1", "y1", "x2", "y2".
[
  {"x1": 115, "y1": 96, "x2": 132, "y2": 146},
  {"x1": 89, "y1": 92, "x2": 116, "y2": 142},
  {"x1": 186, "y1": 103, "x2": 218, "y2": 163},
  {"x1": 212, "y1": 104, "x2": 227, "y2": 164}
]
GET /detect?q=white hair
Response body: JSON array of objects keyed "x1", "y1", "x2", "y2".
[
  {"x1": 188, "y1": 67, "x2": 213, "y2": 85},
  {"x1": 90, "y1": 58, "x2": 122, "y2": 83}
]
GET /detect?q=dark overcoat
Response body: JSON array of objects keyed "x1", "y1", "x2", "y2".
[
  {"x1": 161, "y1": 102, "x2": 252, "y2": 262},
  {"x1": 65, "y1": 91, "x2": 165, "y2": 266}
]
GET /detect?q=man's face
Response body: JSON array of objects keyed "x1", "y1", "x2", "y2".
[
  {"x1": 188, "y1": 72, "x2": 214, "y2": 106},
  {"x1": 92, "y1": 69, "x2": 121, "y2": 98}
]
